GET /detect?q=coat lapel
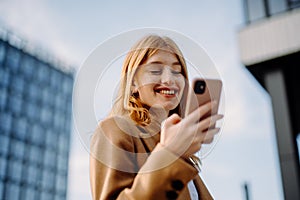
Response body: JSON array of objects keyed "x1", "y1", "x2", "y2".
[{"x1": 193, "y1": 175, "x2": 214, "y2": 200}]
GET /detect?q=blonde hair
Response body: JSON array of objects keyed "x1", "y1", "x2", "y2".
[{"x1": 111, "y1": 35, "x2": 189, "y2": 126}]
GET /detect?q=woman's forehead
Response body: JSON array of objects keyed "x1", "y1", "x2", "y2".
[{"x1": 145, "y1": 49, "x2": 179, "y2": 64}]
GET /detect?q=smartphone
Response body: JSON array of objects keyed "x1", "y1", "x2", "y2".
[{"x1": 184, "y1": 78, "x2": 223, "y2": 128}]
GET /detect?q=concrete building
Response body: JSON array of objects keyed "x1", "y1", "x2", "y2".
[{"x1": 238, "y1": 1, "x2": 300, "y2": 199}]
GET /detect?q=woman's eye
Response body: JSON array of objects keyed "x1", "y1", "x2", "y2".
[
  {"x1": 150, "y1": 70, "x2": 162, "y2": 75},
  {"x1": 172, "y1": 70, "x2": 181, "y2": 75}
]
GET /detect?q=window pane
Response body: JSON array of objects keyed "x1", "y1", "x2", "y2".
[
  {"x1": 13, "y1": 117, "x2": 27, "y2": 140},
  {"x1": 42, "y1": 169, "x2": 55, "y2": 191},
  {"x1": 28, "y1": 83, "x2": 40, "y2": 103},
  {"x1": 0, "y1": 156, "x2": 7, "y2": 179},
  {"x1": 57, "y1": 154, "x2": 67, "y2": 172},
  {"x1": 9, "y1": 93, "x2": 23, "y2": 115},
  {"x1": 55, "y1": 194, "x2": 65, "y2": 200},
  {"x1": 41, "y1": 191, "x2": 53, "y2": 200},
  {"x1": 44, "y1": 149, "x2": 56, "y2": 169},
  {"x1": 289, "y1": 0, "x2": 300, "y2": 9},
  {"x1": 63, "y1": 76, "x2": 73, "y2": 95},
  {"x1": 31, "y1": 124, "x2": 43, "y2": 146},
  {"x1": 0, "y1": 41, "x2": 5, "y2": 64},
  {"x1": 27, "y1": 164, "x2": 38, "y2": 185},
  {"x1": 37, "y1": 63, "x2": 50, "y2": 84},
  {"x1": 50, "y1": 70, "x2": 62, "y2": 90},
  {"x1": 54, "y1": 93, "x2": 65, "y2": 111},
  {"x1": 41, "y1": 106, "x2": 53, "y2": 125},
  {"x1": 0, "y1": 112, "x2": 12, "y2": 133},
  {"x1": 24, "y1": 186, "x2": 36, "y2": 200},
  {"x1": 247, "y1": 0, "x2": 265, "y2": 21},
  {"x1": 42, "y1": 87, "x2": 54, "y2": 106},
  {"x1": 10, "y1": 75, "x2": 25, "y2": 94},
  {"x1": 21, "y1": 55, "x2": 36, "y2": 79},
  {"x1": 29, "y1": 145, "x2": 43, "y2": 165},
  {"x1": 54, "y1": 111, "x2": 65, "y2": 130},
  {"x1": 5, "y1": 182, "x2": 20, "y2": 200},
  {"x1": 6, "y1": 46, "x2": 20, "y2": 72},
  {"x1": 8, "y1": 159, "x2": 23, "y2": 182},
  {"x1": 25, "y1": 102, "x2": 40, "y2": 120},
  {"x1": 0, "y1": 87, "x2": 7, "y2": 110},
  {"x1": 58, "y1": 134, "x2": 69, "y2": 155},
  {"x1": 0, "y1": 180, "x2": 3, "y2": 200},
  {"x1": 0, "y1": 134, "x2": 9, "y2": 156},
  {"x1": 55, "y1": 174, "x2": 67, "y2": 193},
  {"x1": 45, "y1": 130, "x2": 58, "y2": 150},
  {"x1": 66, "y1": 99, "x2": 72, "y2": 116},
  {"x1": 269, "y1": 0, "x2": 287, "y2": 14},
  {"x1": 0, "y1": 67, "x2": 10, "y2": 87},
  {"x1": 10, "y1": 139, "x2": 25, "y2": 159},
  {"x1": 64, "y1": 115, "x2": 72, "y2": 133}
]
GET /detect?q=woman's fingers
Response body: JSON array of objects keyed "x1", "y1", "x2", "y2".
[
  {"x1": 185, "y1": 101, "x2": 216, "y2": 124},
  {"x1": 201, "y1": 128, "x2": 220, "y2": 144},
  {"x1": 160, "y1": 114, "x2": 183, "y2": 151},
  {"x1": 162, "y1": 113, "x2": 181, "y2": 129},
  {"x1": 188, "y1": 114, "x2": 222, "y2": 145},
  {"x1": 161, "y1": 109, "x2": 223, "y2": 158},
  {"x1": 186, "y1": 127, "x2": 220, "y2": 156},
  {"x1": 197, "y1": 114, "x2": 223, "y2": 132}
]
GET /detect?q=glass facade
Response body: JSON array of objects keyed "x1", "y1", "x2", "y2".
[
  {"x1": 0, "y1": 36, "x2": 73, "y2": 200},
  {"x1": 243, "y1": 0, "x2": 300, "y2": 23}
]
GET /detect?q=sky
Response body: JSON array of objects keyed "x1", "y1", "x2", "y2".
[{"x1": 0, "y1": 0, "x2": 285, "y2": 199}]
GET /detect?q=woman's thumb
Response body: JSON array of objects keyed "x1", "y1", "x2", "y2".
[{"x1": 162, "y1": 114, "x2": 181, "y2": 129}]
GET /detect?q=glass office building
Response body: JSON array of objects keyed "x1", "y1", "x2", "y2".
[{"x1": 0, "y1": 32, "x2": 73, "y2": 200}]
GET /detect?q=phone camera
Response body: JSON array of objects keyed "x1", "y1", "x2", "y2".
[{"x1": 194, "y1": 80, "x2": 206, "y2": 94}]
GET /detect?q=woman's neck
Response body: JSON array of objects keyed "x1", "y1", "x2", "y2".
[{"x1": 149, "y1": 106, "x2": 169, "y2": 124}]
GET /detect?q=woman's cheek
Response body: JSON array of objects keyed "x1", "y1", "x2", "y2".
[
  {"x1": 178, "y1": 77, "x2": 186, "y2": 98},
  {"x1": 139, "y1": 75, "x2": 160, "y2": 86}
]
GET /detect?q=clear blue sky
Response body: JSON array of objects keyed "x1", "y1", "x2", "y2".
[{"x1": 0, "y1": 0, "x2": 284, "y2": 199}]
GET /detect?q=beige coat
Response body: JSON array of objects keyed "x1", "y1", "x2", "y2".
[{"x1": 90, "y1": 116, "x2": 213, "y2": 200}]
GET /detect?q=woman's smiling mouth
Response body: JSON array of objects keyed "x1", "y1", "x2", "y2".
[
  {"x1": 154, "y1": 86, "x2": 179, "y2": 97},
  {"x1": 159, "y1": 89, "x2": 175, "y2": 95}
]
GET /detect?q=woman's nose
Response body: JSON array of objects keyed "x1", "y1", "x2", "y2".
[{"x1": 161, "y1": 68, "x2": 174, "y2": 84}]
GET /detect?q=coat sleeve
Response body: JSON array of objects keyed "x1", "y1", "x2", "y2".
[{"x1": 89, "y1": 117, "x2": 205, "y2": 200}]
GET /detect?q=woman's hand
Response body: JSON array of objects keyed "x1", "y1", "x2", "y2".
[{"x1": 160, "y1": 101, "x2": 223, "y2": 158}]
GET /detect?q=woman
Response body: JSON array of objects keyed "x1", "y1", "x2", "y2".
[{"x1": 90, "y1": 34, "x2": 223, "y2": 200}]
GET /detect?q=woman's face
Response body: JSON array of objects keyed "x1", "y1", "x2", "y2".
[{"x1": 133, "y1": 50, "x2": 185, "y2": 112}]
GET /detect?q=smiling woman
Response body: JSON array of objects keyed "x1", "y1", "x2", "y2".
[
  {"x1": 89, "y1": 34, "x2": 223, "y2": 200},
  {"x1": 110, "y1": 35, "x2": 190, "y2": 127}
]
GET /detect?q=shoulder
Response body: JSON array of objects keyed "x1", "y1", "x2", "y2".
[
  {"x1": 91, "y1": 115, "x2": 137, "y2": 150},
  {"x1": 97, "y1": 115, "x2": 138, "y2": 136},
  {"x1": 90, "y1": 116, "x2": 139, "y2": 172}
]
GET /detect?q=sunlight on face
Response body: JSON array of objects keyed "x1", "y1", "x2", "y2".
[{"x1": 133, "y1": 50, "x2": 185, "y2": 111}]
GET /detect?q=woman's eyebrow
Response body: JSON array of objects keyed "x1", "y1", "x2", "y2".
[
  {"x1": 147, "y1": 61, "x2": 163, "y2": 65},
  {"x1": 172, "y1": 61, "x2": 181, "y2": 65},
  {"x1": 148, "y1": 61, "x2": 181, "y2": 65}
]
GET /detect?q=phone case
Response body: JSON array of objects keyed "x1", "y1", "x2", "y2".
[{"x1": 184, "y1": 78, "x2": 222, "y2": 124}]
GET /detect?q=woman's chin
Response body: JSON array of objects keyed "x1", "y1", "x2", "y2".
[
  {"x1": 149, "y1": 104, "x2": 171, "y2": 111},
  {"x1": 162, "y1": 102, "x2": 179, "y2": 112}
]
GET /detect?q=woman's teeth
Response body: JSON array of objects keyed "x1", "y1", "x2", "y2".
[{"x1": 159, "y1": 90, "x2": 175, "y2": 95}]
